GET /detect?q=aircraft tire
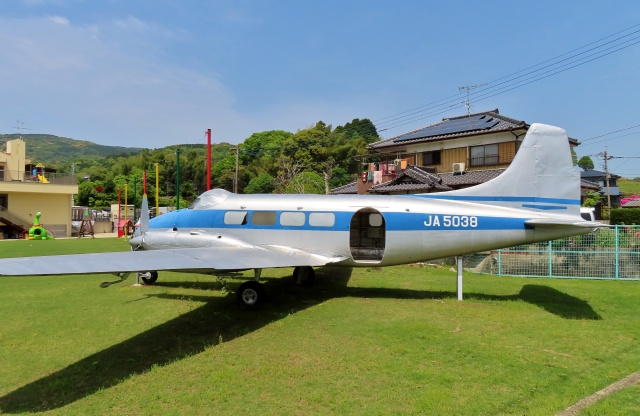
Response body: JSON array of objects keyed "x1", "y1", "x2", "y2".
[
  {"x1": 293, "y1": 266, "x2": 315, "y2": 286},
  {"x1": 237, "y1": 281, "x2": 265, "y2": 306},
  {"x1": 140, "y1": 271, "x2": 158, "y2": 285}
]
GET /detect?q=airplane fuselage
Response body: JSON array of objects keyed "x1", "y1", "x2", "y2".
[{"x1": 138, "y1": 190, "x2": 589, "y2": 267}]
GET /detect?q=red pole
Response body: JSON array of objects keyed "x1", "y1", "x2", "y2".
[
  {"x1": 117, "y1": 187, "x2": 121, "y2": 235},
  {"x1": 207, "y1": 128, "x2": 212, "y2": 191},
  {"x1": 143, "y1": 171, "x2": 147, "y2": 195}
]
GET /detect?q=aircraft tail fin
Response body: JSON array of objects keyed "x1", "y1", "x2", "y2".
[
  {"x1": 422, "y1": 123, "x2": 581, "y2": 217},
  {"x1": 140, "y1": 193, "x2": 150, "y2": 234}
]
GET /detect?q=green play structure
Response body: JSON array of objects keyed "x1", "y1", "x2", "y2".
[{"x1": 27, "y1": 212, "x2": 55, "y2": 240}]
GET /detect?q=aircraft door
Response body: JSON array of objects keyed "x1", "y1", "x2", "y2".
[{"x1": 349, "y1": 208, "x2": 386, "y2": 262}]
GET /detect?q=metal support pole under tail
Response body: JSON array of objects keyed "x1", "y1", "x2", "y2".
[{"x1": 457, "y1": 256, "x2": 463, "y2": 301}]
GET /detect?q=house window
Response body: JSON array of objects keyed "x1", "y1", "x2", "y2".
[
  {"x1": 470, "y1": 144, "x2": 499, "y2": 166},
  {"x1": 422, "y1": 151, "x2": 441, "y2": 166},
  {"x1": 0, "y1": 165, "x2": 4, "y2": 181}
]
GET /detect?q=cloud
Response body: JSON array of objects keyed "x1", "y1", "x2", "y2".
[
  {"x1": 0, "y1": 10, "x2": 382, "y2": 148},
  {"x1": 48, "y1": 15, "x2": 69, "y2": 25},
  {"x1": 0, "y1": 14, "x2": 246, "y2": 147}
]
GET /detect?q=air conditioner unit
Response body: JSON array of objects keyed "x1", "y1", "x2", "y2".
[{"x1": 452, "y1": 162, "x2": 466, "y2": 173}]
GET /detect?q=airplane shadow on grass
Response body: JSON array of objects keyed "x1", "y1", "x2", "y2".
[{"x1": 0, "y1": 268, "x2": 600, "y2": 413}]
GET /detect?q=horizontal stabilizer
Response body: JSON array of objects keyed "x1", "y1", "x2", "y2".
[{"x1": 525, "y1": 218, "x2": 604, "y2": 229}]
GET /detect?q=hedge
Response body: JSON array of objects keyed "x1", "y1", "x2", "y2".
[{"x1": 610, "y1": 208, "x2": 640, "y2": 225}]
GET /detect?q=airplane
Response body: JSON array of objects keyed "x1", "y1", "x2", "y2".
[{"x1": 0, "y1": 123, "x2": 600, "y2": 306}]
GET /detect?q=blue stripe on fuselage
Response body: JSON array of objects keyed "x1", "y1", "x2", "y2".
[
  {"x1": 407, "y1": 194, "x2": 581, "y2": 206},
  {"x1": 150, "y1": 209, "x2": 528, "y2": 232},
  {"x1": 521, "y1": 204, "x2": 568, "y2": 210}
]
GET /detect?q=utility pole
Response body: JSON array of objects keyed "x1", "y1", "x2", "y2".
[
  {"x1": 175, "y1": 148, "x2": 180, "y2": 210},
  {"x1": 234, "y1": 145, "x2": 239, "y2": 193},
  {"x1": 133, "y1": 177, "x2": 137, "y2": 224},
  {"x1": 206, "y1": 129, "x2": 212, "y2": 191},
  {"x1": 155, "y1": 163, "x2": 159, "y2": 217},
  {"x1": 598, "y1": 150, "x2": 613, "y2": 209}
]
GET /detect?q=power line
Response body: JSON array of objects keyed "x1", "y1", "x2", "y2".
[
  {"x1": 380, "y1": 36, "x2": 640, "y2": 131},
  {"x1": 374, "y1": 24, "x2": 640, "y2": 132},
  {"x1": 580, "y1": 124, "x2": 640, "y2": 143}
]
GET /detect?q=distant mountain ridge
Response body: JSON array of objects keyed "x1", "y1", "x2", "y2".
[{"x1": 0, "y1": 134, "x2": 143, "y2": 164}]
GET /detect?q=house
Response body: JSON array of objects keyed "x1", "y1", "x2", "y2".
[
  {"x1": 0, "y1": 139, "x2": 78, "y2": 238},
  {"x1": 338, "y1": 109, "x2": 580, "y2": 196},
  {"x1": 580, "y1": 169, "x2": 621, "y2": 207}
]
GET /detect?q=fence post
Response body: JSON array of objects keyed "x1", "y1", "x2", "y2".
[
  {"x1": 548, "y1": 240, "x2": 553, "y2": 277},
  {"x1": 615, "y1": 225, "x2": 619, "y2": 279},
  {"x1": 497, "y1": 249, "x2": 502, "y2": 276}
]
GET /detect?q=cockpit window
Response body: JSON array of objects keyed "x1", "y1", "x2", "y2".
[
  {"x1": 188, "y1": 198, "x2": 200, "y2": 209},
  {"x1": 189, "y1": 189, "x2": 232, "y2": 209}
]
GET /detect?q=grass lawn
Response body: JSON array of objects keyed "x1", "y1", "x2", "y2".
[{"x1": 0, "y1": 238, "x2": 639, "y2": 415}]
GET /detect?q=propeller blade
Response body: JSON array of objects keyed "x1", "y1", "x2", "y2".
[{"x1": 140, "y1": 193, "x2": 149, "y2": 234}]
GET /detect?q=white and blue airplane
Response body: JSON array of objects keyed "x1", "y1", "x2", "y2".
[{"x1": 0, "y1": 123, "x2": 599, "y2": 306}]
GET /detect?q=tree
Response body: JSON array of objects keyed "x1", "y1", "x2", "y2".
[
  {"x1": 244, "y1": 173, "x2": 276, "y2": 194},
  {"x1": 583, "y1": 190, "x2": 603, "y2": 207},
  {"x1": 578, "y1": 156, "x2": 595, "y2": 171},
  {"x1": 284, "y1": 171, "x2": 325, "y2": 194}
]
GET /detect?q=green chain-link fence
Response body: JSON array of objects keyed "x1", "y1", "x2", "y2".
[{"x1": 471, "y1": 225, "x2": 640, "y2": 280}]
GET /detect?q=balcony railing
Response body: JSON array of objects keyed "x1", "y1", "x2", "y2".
[{"x1": 0, "y1": 170, "x2": 77, "y2": 185}]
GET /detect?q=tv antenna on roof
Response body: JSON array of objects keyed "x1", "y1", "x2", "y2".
[
  {"x1": 458, "y1": 84, "x2": 487, "y2": 116},
  {"x1": 13, "y1": 120, "x2": 31, "y2": 137}
]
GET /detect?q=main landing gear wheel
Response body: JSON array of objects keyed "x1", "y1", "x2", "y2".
[
  {"x1": 293, "y1": 266, "x2": 315, "y2": 286},
  {"x1": 139, "y1": 271, "x2": 158, "y2": 285},
  {"x1": 237, "y1": 281, "x2": 266, "y2": 306}
]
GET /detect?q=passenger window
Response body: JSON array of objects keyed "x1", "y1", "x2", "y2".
[
  {"x1": 309, "y1": 212, "x2": 335, "y2": 227},
  {"x1": 369, "y1": 213, "x2": 383, "y2": 227},
  {"x1": 224, "y1": 211, "x2": 248, "y2": 225},
  {"x1": 252, "y1": 211, "x2": 277, "y2": 225},
  {"x1": 280, "y1": 212, "x2": 305, "y2": 226}
]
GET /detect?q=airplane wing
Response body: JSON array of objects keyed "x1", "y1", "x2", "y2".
[
  {"x1": 0, "y1": 245, "x2": 349, "y2": 277},
  {"x1": 525, "y1": 218, "x2": 604, "y2": 229}
]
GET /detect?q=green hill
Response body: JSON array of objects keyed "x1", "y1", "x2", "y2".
[
  {"x1": 0, "y1": 134, "x2": 143, "y2": 165},
  {"x1": 618, "y1": 178, "x2": 640, "y2": 197}
]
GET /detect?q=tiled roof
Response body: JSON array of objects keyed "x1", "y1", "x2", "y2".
[
  {"x1": 370, "y1": 109, "x2": 528, "y2": 150},
  {"x1": 439, "y1": 169, "x2": 505, "y2": 187},
  {"x1": 329, "y1": 181, "x2": 357, "y2": 194},
  {"x1": 622, "y1": 199, "x2": 640, "y2": 208},
  {"x1": 580, "y1": 179, "x2": 601, "y2": 190},
  {"x1": 581, "y1": 169, "x2": 621, "y2": 180},
  {"x1": 330, "y1": 168, "x2": 596, "y2": 195},
  {"x1": 370, "y1": 109, "x2": 580, "y2": 150},
  {"x1": 368, "y1": 165, "x2": 452, "y2": 193}
]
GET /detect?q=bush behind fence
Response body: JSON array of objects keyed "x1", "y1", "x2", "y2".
[{"x1": 472, "y1": 225, "x2": 640, "y2": 280}]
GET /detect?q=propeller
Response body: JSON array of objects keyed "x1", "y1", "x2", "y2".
[{"x1": 129, "y1": 193, "x2": 150, "y2": 251}]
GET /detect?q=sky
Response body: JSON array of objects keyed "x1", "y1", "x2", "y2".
[{"x1": 1, "y1": 0, "x2": 639, "y2": 176}]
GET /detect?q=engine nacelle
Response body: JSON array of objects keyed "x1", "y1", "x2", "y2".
[{"x1": 130, "y1": 229, "x2": 256, "y2": 251}]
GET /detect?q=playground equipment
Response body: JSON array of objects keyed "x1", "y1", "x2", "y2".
[
  {"x1": 34, "y1": 163, "x2": 49, "y2": 183},
  {"x1": 78, "y1": 208, "x2": 94, "y2": 238},
  {"x1": 26, "y1": 212, "x2": 55, "y2": 240}
]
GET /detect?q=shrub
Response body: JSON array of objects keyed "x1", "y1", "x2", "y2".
[{"x1": 610, "y1": 208, "x2": 640, "y2": 225}]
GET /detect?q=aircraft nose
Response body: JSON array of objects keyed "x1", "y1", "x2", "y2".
[{"x1": 129, "y1": 235, "x2": 144, "y2": 250}]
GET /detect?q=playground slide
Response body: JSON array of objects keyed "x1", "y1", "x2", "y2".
[{"x1": 37, "y1": 174, "x2": 49, "y2": 183}]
